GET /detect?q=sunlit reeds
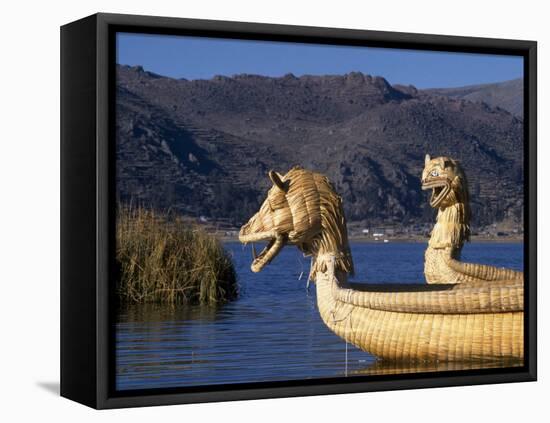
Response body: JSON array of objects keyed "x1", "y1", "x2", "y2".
[{"x1": 116, "y1": 206, "x2": 238, "y2": 305}]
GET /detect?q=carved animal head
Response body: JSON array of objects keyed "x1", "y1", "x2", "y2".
[
  {"x1": 422, "y1": 155, "x2": 471, "y2": 247},
  {"x1": 421, "y1": 155, "x2": 470, "y2": 209},
  {"x1": 239, "y1": 166, "x2": 354, "y2": 279}
]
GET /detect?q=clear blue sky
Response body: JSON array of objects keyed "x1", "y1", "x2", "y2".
[{"x1": 116, "y1": 33, "x2": 523, "y2": 89}]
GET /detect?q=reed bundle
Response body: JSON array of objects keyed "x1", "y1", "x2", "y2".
[{"x1": 116, "y1": 206, "x2": 238, "y2": 305}]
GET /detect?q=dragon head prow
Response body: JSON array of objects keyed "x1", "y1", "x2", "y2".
[
  {"x1": 421, "y1": 154, "x2": 470, "y2": 209},
  {"x1": 239, "y1": 166, "x2": 354, "y2": 279},
  {"x1": 422, "y1": 154, "x2": 471, "y2": 248}
]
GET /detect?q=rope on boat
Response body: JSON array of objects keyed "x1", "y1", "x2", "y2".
[
  {"x1": 330, "y1": 301, "x2": 355, "y2": 323},
  {"x1": 345, "y1": 341, "x2": 348, "y2": 377},
  {"x1": 328, "y1": 255, "x2": 355, "y2": 324},
  {"x1": 295, "y1": 252, "x2": 313, "y2": 291},
  {"x1": 297, "y1": 251, "x2": 304, "y2": 281},
  {"x1": 306, "y1": 257, "x2": 314, "y2": 290}
]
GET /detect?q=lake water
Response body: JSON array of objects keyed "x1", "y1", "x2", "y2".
[{"x1": 115, "y1": 241, "x2": 523, "y2": 391}]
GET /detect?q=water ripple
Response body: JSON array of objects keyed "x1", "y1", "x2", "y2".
[{"x1": 116, "y1": 241, "x2": 523, "y2": 391}]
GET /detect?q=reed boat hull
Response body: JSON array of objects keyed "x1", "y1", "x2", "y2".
[{"x1": 315, "y1": 264, "x2": 524, "y2": 362}]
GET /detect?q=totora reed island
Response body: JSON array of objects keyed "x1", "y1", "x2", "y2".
[{"x1": 116, "y1": 206, "x2": 238, "y2": 305}]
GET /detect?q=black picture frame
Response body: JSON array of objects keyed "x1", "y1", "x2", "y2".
[{"x1": 60, "y1": 12, "x2": 537, "y2": 409}]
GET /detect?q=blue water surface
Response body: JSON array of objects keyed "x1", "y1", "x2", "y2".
[{"x1": 116, "y1": 241, "x2": 523, "y2": 391}]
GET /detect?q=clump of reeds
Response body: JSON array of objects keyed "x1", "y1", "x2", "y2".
[{"x1": 116, "y1": 205, "x2": 238, "y2": 305}]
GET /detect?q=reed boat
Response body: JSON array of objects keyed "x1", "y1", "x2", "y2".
[{"x1": 239, "y1": 163, "x2": 524, "y2": 362}]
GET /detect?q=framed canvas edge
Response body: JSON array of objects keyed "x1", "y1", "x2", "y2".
[
  {"x1": 84, "y1": 12, "x2": 537, "y2": 409},
  {"x1": 526, "y1": 42, "x2": 537, "y2": 382},
  {"x1": 60, "y1": 14, "x2": 99, "y2": 409}
]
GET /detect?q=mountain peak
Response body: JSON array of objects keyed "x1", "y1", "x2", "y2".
[{"x1": 116, "y1": 64, "x2": 523, "y2": 228}]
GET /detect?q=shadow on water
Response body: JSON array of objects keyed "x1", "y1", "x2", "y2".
[
  {"x1": 356, "y1": 359, "x2": 524, "y2": 376},
  {"x1": 119, "y1": 302, "x2": 220, "y2": 323},
  {"x1": 116, "y1": 241, "x2": 524, "y2": 391}
]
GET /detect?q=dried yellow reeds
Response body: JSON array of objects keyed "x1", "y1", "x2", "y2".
[
  {"x1": 316, "y1": 257, "x2": 524, "y2": 362},
  {"x1": 240, "y1": 167, "x2": 524, "y2": 362},
  {"x1": 116, "y1": 205, "x2": 238, "y2": 305}
]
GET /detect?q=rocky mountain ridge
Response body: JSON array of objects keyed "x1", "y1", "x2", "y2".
[
  {"x1": 116, "y1": 65, "x2": 524, "y2": 230},
  {"x1": 424, "y1": 78, "x2": 523, "y2": 118}
]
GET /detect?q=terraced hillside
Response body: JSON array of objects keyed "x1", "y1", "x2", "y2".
[{"x1": 116, "y1": 65, "x2": 524, "y2": 229}]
